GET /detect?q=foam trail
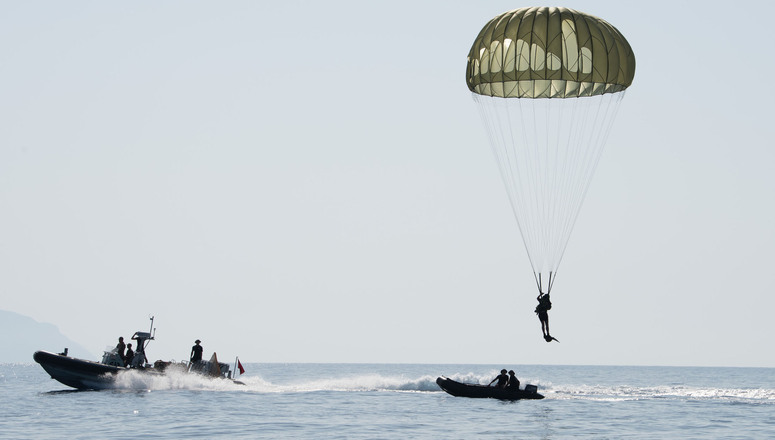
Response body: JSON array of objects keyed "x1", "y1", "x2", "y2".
[
  {"x1": 235, "y1": 370, "x2": 545, "y2": 394},
  {"x1": 110, "y1": 369, "x2": 248, "y2": 391},
  {"x1": 546, "y1": 383, "x2": 775, "y2": 402},
  {"x1": 236, "y1": 374, "x2": 442, "y2": 393},
  {"x1": 106, "y1": 370, "x2": 775, "y2": 403},
  {"x1": 106, "y1": 370, "x2": 444, "y2": 393}
]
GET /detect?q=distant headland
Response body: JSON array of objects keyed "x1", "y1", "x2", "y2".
[{"x1": 0, "y1": 310, "x2": 94, "y2": 363}]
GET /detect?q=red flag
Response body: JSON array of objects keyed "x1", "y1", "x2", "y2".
[{"x1": 237, "y1": 359, "x2": 245, "y2": 375}]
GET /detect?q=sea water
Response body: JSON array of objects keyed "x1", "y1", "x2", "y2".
[{"x1": 1, "y1": 363, "x2": 773, "y2": 439}]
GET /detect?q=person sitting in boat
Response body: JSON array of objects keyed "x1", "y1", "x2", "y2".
[
  {"x1": 506, "y1": 370, "x2": 520, "y2": 391},
  {"x1": 535, "y1": 292, "x2": 558, "y2": 343},
  {"x1": 190, "y1": 339, "x2": 203, "y2": 364},
  {"x1": 116, "y1": 337, "x2": 126, "y2": 363},
  {"x1": 488, "y1": 369, "x2": 509, "y2": 389},
  {"x1": 124, "y1": 344, "x2": 135, "y2": 367}
]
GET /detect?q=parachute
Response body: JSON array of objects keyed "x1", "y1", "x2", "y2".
[{"x1": 467, "y1": 7, "x2": 635, "y2": 295}]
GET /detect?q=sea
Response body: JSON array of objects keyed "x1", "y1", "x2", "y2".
[{"x1": 2, "y1": 362, "x2": 773, "y2": 439}]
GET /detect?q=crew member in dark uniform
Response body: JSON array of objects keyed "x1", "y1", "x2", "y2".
[
  {"x1": 116, "y1": 337, "x2": 126, "y2": 363},
  {"x1": 124, "y1": 343, "x2": 135, "y2": 367},
  {"x1": 488, "y1": 369, "x2": 509, "y2": 389},
  {"x1": 190, "y1": 339, "x2": 203, "y2": 363},
  {"x1": 506, "y1": 370, "x2": 520, "y2": 391}
]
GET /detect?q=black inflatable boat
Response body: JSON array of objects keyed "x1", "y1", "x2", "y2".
[{"x1": 436, "y1": 376, "x2": 544, "y2": 400}]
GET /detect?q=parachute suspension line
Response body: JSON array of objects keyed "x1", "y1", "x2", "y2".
[
  {"x1": 552, "y1": 96, "x2": 594, "y2": 271},
  {"x1": 512, "y1": 95, "x2": 542, "y2": 275},
  {"x1": 519, "y1": 95, "x2": 540, "y2": 276},
  {"x1": 473, "y1": 91, "x2": 626, "y2": 293},
  {"x1": 553, "y1": 92, "x2": 626, "y2": 270},
  {"x1": 474, "y1": 94, "x2": 539, "y2": 274},
  {"x1": 535, "y1": 271, "x2": 555, "y2": 295},
  {"x1": 524, "y1": 95, "x2": 543, "y2": 274},
  {"x1": 547, "y1": 271, "x2": 555, "y2": 294},
  {"x1": 546, "y1": 97, "x2": 578, "y2": 278},
  {"x1": 539, "y1": 98, "x2": 553, "y2": 279},
  {"x1": 547, "y1": 96, "x2": 573, "y2": 274},
  {"x1": 552, "y1": 97, "x2": 582, "y2": 273}
]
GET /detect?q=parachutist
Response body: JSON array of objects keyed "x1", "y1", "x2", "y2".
[
  {"x1": 535, "y1": 293, "x2": 557, "y2": 342},
  {"x1": 468, "y1": 8, "x2": 634, "y2": 345}
]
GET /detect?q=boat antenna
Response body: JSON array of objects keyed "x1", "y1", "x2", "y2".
[{"x1": 143, "y1": 315, "x2": 155, "y2": 355}]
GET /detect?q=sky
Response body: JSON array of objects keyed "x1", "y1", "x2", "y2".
[{"x1": 1, "y1": 0, "x2": 773, "y2": 368}]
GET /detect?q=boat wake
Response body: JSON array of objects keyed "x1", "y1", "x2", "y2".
[
  {"x1": 110, "y1": 369, "x2": 246, "y2": 391},
  {"x1": 108, "y1": 371, "x2": 442, "y2": 393},
  {"x1": 104, "y1": 370, "x2": 775, "y2": 404},
  {"x1": 234, "y1": 374, "x2": 442, "y2": 393},
  {"x1": 546, "y1": 383, "x2": 775, "y2": 402}
]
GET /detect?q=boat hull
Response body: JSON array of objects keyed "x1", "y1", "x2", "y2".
[
  {"x1": 33, "y1": 351, "x2": 130, "y2": 390},
  {"x1": 34, "y1": 350, "x2": 242, "y2": 390},
  {"x1": 33, "y1": 351, "x2": 170, "y2": 390},
  {"x1": 436, "y1": 376, "x2": 544, "y2": 400}
]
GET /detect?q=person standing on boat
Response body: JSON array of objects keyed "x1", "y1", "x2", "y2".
[
  {"x1": 124, "y1": 343, "x2": 135, "y2": 367},
  {"x1": 190, "y1": 339, "x2": 203, "y2": 364},
  {"x1": 506, "y1": 370, "x2": 520, "y2": 391},
  {"x1": 116, "y1": 337, "x2": 126, "y2": 363},
  {"x1": 488, "y1": 369, "x2": 509, "y2": 389}
]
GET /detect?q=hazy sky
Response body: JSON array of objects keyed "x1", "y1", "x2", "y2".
[{"x1": 2, "y1": 1, "x2": 773, "y2": 367}]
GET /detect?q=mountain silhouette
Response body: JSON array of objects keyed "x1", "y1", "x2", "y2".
[{"x1": 1, "y1": 310, "x2": 95, "y2": 363}]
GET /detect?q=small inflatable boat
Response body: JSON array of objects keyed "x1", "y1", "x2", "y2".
[{"x1": 436, "y1": 376, "x2": 544, "y2": 400}]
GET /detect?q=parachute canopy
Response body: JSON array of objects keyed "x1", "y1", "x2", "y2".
[{"x1": 466, "y1": 7, "x2": 635, "y2": 98}]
